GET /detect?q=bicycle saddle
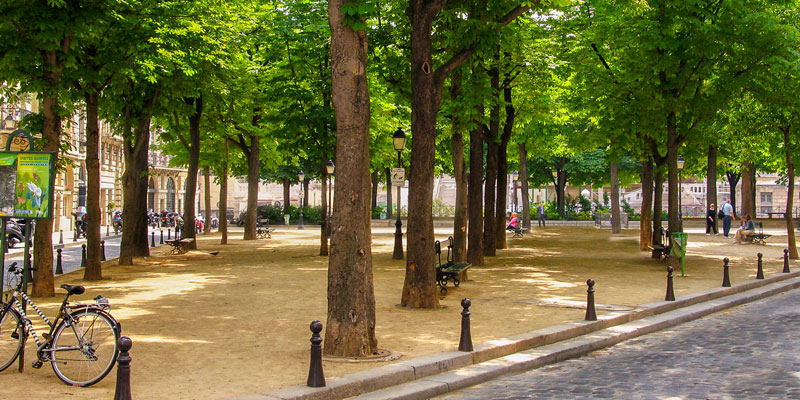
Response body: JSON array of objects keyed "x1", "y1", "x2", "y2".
[{"x1": 60, "y1": 284, "x2": 85, "y2": 296}]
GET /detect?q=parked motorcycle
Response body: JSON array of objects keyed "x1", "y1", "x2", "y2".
[{"x1": 72, "y1": 210, "x2": 87, "y2": 238}]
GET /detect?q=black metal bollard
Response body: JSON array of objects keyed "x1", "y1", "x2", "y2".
[
  {"x1": 59, "y1": 229, "x2": 64, "y2": 245},
  {"x1": 306, "y1": 320, "x2": 325, "y2": 388},
  {"x1": 722, "y1": 257, "x2": 731, "y2": 287},
  {"x1": 168, "y1": 228, "x2": 172, "y2": 240},
  {"x1": 114, "y1": 336, "x2": 133, "y2": 400},
  {"x1": 101, "y1": 240, "x2": 106, "y2": 261},
  {"x1": 458, "y1": 298, "x2": 474, "y2": 352},
  {"x1": 665, "y1": 266, "x2": 675, "y2": 301},
  {"x1": 73, "y1": 228, "x2": 78, "y2": 242},
  {"x1": 56, "y1": 248, "x2": 63, "y2": 275},
  {"x1": 160, "y1": 229, "x2": 164, "y2": 245},
  {"x1": 784, "y1": 249, "x2": 791, "y2": 273},
  {"x1": 106, "y1": 224, "x2": 110, "y2": 236},
  {"x1": 81, "y1": 244, "x2": 87, "y2": 267},
  {"x1": 756, "y1": 253, "x2": 764, "y2": 279},
  {"x1": 585, "y1": 279, "x2": 597, "y2": 321},
  {"x1": 150, "y1": 231, "x2": 155, "y2": 247}
]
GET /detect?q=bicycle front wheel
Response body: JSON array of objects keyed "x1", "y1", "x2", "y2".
[
  {"x1": 0, "y1": 306, "x2": 23, "y2": 372},
  {"x1": 51, "y1": 308, "x2": 119, "y2": 387}
]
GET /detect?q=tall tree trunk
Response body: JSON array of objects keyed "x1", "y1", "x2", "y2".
[
  {"x1": 782, "y1": 126, "x2": 798, "y2": 259},
  {"x1": 519, "y1": 143, "x2": 530, "y2": 231},
  {"x1": 495, "y1": 85, "x2": 514, "y2": 250},
  {"x1": 303, "y1": 179, "x2": 309, "y2": 208},
  {"x1": 652, "y1": 169, "x2": 665, "y2": 257},
  {"x1": 484, "y1": 59, "x2": 500, "y2": 257},
  {"x1": 554, "y1": 157, "x2": 568, "y2": 217},
  {"x1": 204, "y1": 166, "x2": 211, "y2": 234},
  {"x1": 84, "y1": 91, "x2": 103, "y2": 280},
  {"x1": 320, "y1": 156, "x2": 329, "y2": 256},
  {"x1": 639, "y1": 159, "x2": 654, "y2": 250},
  {"x1": 32, "y1": 49, "x2": 66, "y2": 296},
  {"x1": 325, "y1": 0, "x2": 377, "y2": 356},
  {"x1": 401, "y1": 1, "x2": 443, "y2": 309},
  {"x1": 741, "y1": 162, "x2": 755, "y2": 218},
  {"x1": 219, "y1": 141, "x2": 229, "y2": 245},
  {"x1": 120, "y1": 82, "x2": 159, "y2": 265},
  {"x1": 371, "y1": 170, "x2": 378, "y2": 217},
  {"x1": 283, "y1": 178, "x2": 290, "y2": 214},
  {"x1": 726, "y1": 170, "x2": 741, "y2": 218},
  {"x1": 610, "y1": 162, "x2": 621, "y2": 233},
  {"x1": 181, "y1": 96, "x2": 202, "y2": 250},
  {"x1": 706, "y1": 145, "x2": 718, "y2": 231},
  {"x1": 244, "y1": 135, "x2": 260, "y2": 240},
  {"x1": 384, "y1": 167, "x2": 392, "y2": 219},
  {"x1": 666, "y1": 115, "x2": 681, "y2": 241},
  {"x1": 450, "y1": 70, "x2": 468, "y2": 263},
  {"x1": 467, "y1": 121, "x2": 485, "y2": 266}
]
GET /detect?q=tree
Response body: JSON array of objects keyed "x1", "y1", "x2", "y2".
[{"x1": 324, "y1": 0, "x2": 377, "y2": 357}]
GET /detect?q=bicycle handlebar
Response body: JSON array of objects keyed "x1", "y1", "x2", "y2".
[{"x1": 7, "y1": 262, "x2": 37, "y2": 274}]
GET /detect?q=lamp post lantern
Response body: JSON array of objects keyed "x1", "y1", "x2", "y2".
[
  {"x1": 392, "y1": 128, "x2": 406, "y2": 260},
  {"x1": 677, "y1": 155, "x2": 685, "y2": 232},
  {"x1": 298, "y1": 171, "x2": 305, "y2": 229},
  {"x1": 326, "y1": 160, "x2": 334, "y2": 238}
]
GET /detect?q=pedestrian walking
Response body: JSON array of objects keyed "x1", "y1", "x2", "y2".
[
  {"x1": 706, "y1": 203, "x2": 719, "y2": 235},
  {"x1": 537, "y1": 202, "x2": 546, "y2": 227},
  {"x1": 721, "y1": 199, "x2": 735, "y2": 237}
]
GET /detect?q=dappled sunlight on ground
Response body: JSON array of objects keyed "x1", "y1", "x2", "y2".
[{"x1": 3, "y1": 223, "x2": 797, "y2": 399}]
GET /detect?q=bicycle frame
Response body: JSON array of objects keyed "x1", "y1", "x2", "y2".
[{"x1": 3, "y1": 283, "x2": 72, "y2": 359}]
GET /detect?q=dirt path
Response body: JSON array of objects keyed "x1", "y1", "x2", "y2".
[{"x1": 1, "y1": 224, "x2": 792, "y2": 399}]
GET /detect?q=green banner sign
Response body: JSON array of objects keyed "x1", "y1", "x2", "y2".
[{"x1": 0, "y1": 151, "x2": 56, "y2": 219}]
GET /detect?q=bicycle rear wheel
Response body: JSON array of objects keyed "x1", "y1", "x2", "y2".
[
  {"x1": 0, "y1": 306, "x2": 23, "y2": 372},
  {"x1": 51, "y1": 308, "x2": 119, "y2": 387}
]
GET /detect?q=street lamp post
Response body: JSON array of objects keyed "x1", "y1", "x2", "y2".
[
  {"x1": 392, "y1": 128, "x2": 406, "y2": 260},
  {"x1": 512, "y1": 171, "x2": 519, "y2": 213},
  {"x1": 326, "y1": 160, "x2": 334, "y2": 238},
  {"x1": 677, "y1": 155, "x2": 685, "y2": 232},
  {"x1": 298, "y1": 171, "x2": 305, "y2": 229}
]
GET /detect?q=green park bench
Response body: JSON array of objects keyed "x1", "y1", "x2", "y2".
[{"x1": 435, "y1": 236, "x2": 472, "y2": 296}]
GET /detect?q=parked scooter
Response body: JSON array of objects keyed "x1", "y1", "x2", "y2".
[
  {"x1": 72, "y1": 209, "x2": 87, "y2": 238},
  {"x1": 112, "y1": 211, "x2": 122, "y2": 234}
]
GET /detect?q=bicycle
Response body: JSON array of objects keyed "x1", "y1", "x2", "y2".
[{"x1": 0, "y1": 262, "x2": 121, "y2": 387}]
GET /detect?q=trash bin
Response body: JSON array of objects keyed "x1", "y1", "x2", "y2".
[
  {"x1": 283, "y1": 214, "x2": 290, "y2": 226},
  {"x1": 670, "y1": 232, "x2": 688, "y2": 276}
]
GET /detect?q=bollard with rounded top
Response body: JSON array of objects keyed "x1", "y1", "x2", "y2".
[
  {"x1": 168, "y1": 228, "x2": 172, "y2": 240},
  {"x1": 114, "y1": 336, "x2": 133, "y2": 400},
  {"x1": 585, "y1": 279, "x2": 597, "y2": 321},
  {"x1": 458, "y1": 298, "x2": 474, "y2": 352},
  {"x1": 59, "y1": 229, "x2": 64, "y2": 245},
  {"x1": 106, "y1": 224, "x2": 110, "y2": 236},
  {"x1": 150, "y1": 231, "x2": 155, "y2": 247},
  {"x1": 665, "y1": 266, "x2": 675, "y2": 301},
  {"x1": 756, "y1": 253, "x2": 764, "y2": 279},
  {"x1": 784, "y1": 249, "x2": 791, "y2": 273},
  {"x1": 101, "y1": 240, "x2": 106, "y2": 261},
  {"x1": 81, "y1": 244, "x2": 87, "y2": 267},
  {"x1": 306, "y1": 320, "x2": 325, "y2": 388},
  {"x1": 160, "y1": 230, "x2": 164, "y2": 245},
  {"x1": 73, "y1": 228, "x2": 78, "y2": 242},
  {"x1": 56, "y1": 248, "x2": 63, "y2": 274},
  {"x1": 722, "y1": 257, "x2": 731, "y2": 287}
]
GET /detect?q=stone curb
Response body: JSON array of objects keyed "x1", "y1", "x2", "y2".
[{"x1": 234, "y1": 270, "x2": 800, "y2": 400}]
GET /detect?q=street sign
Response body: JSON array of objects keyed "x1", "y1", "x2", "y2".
[{"x1": 391, "y1": 167, "x2": 405, "y2": 187}]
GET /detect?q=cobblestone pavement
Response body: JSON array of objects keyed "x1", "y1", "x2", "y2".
[{"x1": 442, "y1": 289, "x2": 800, "y2": 399}]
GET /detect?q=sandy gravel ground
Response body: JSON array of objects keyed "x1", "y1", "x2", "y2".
[{"x1": 0, "y1": 222, "x2": 793, "y2": 399}]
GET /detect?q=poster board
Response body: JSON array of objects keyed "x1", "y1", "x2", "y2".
[{"x1": 0, "y1": 151, "x2": 56, "y2": 219}]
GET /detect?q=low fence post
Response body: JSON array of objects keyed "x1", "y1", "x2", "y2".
[
  {"x1": 59, "y1": 229, "x2": 63, "y2": 245},
  {"x1": 756, "y1": 253, "x2": 764, "y2": 279},
  {"x1": 160, "y1": 230, "x2": 164, "y2": 245},
  {"x1": 80, "y1": 244, "x2": 87, "y2": 268},
  {"x1": 114, "y1": 336, "x2": 133, "y2": 400},
  {"x1": 722, "y1": 257, "x2": 731, "y2": 287},
  {"x1": 784, "y1": 249, "x2": 791, "y2": 273},
  {"x1": 458, "y1": 298, "x2": 474, "y2": 351},
  {"x1": 306, "y1": 321, "x2": 325, "y2": 388},
  {"x1": 585, "y1": 279, "x2": 597, "y2": 321},
  {"x1": 665, "y1": 266, "x2": 675, "y2": 301},
  {"x1": 56, "y1": 248, "x2": 63, "y2": 275},
  {"x1": 150, "y1": 232, "x2": 155, "y2": 247},
  {"x1": 101, "y1": 240, "x2": 106, "y2": 261}
]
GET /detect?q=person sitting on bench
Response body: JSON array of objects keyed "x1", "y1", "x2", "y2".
[
  {"x1": 506, "y1": 213, "x2": 519, "y2": 231},
  {"x1": 734, "y1": 214, "x2": 755, "y2": 244}
]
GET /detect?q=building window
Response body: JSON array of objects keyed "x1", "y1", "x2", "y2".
[
  {"x1": 167, "y1": 178, "x2": 176, "y2": 212},
  {"x1": 760, "y1": 193, "x2": 773, "y2": 204}
]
